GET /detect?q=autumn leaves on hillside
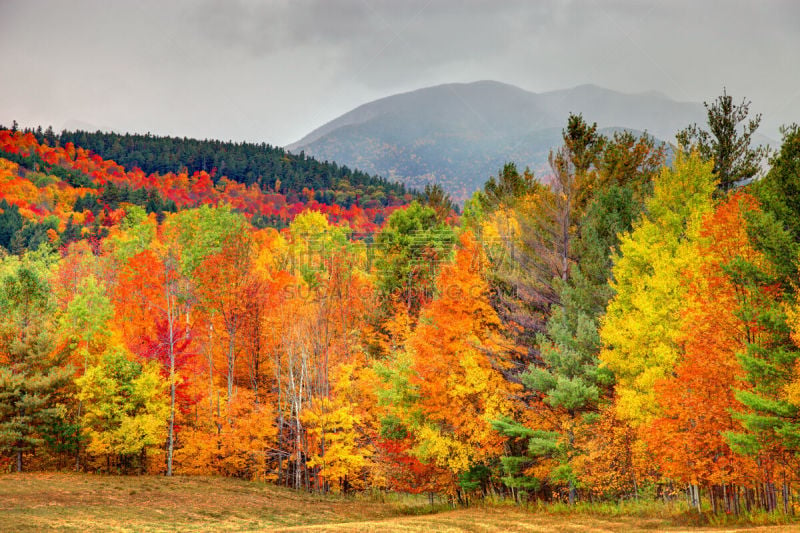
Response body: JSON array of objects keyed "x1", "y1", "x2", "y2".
[{"x1": 2, "y1": 95, "x2": 800, "y2": 515}]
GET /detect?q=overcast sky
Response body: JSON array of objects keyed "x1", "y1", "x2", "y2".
[{"x1": 1, "y1": 0, "x2": 798, "y2": 146}]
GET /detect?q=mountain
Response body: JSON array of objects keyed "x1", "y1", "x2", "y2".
[{"x1": 287, "y1": 81, "x2": 706, "y2": 201}]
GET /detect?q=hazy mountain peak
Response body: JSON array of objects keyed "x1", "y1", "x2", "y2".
[{"x1": 287, "y1": 81, "x2": 706, "y2": 201}]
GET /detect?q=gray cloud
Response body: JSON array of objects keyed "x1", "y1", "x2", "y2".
[{"x1": 1, "y1": 0, "x2": 797, "y2": 146}]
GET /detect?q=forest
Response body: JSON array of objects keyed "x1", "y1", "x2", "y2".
[{"x1": 2, "y1": 92, "x2": 800, "y2": 520}]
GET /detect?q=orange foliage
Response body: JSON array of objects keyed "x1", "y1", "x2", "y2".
[
  {"x1": 646, "y1": 193, "x2": 764, "y2": 486},
  {"x1": 407, "y1": 231, "x2": 519, "y2": 475}
]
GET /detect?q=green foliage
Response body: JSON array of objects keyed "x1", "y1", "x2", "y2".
[
  {"x1": 725, "y1": 244, "x2": 800, "y2": 455},
  {"x1": 53, "y1": 129, "x2": 410, "y2": 207},
  {"x1": 106, "y1": 205, "x2": 156, "y2": 263},
  {"x1": 562, "y1": 113, "x2": 605, "y2": 176},
  {"x1": 58, "y1": 273, "x2": 114, "y2": 371},
  {"x1": 374, "y1": 201, "x2": 455, "y2": 317},
  {"x1": 0, "y1": 199, "x2": 24, "y2": 251},
  {"x1": 0, "y1": 251, "x2": 71, "y2": 470},
  {"x1": 476, "y1": 163, "x2": 535, "y2": 212},
  {"x1": 495, "y1": 126, "x2": 661, "y2": 500},
  {"x1": 676, "y1": 89, "x2": 767, "y2": 191},
  {"x1": 421, "y1": 183, "x2": 455, "y2": 222},
  {"x1": 751, "y1": 124, "x2": 800, "y2": 240},
  {"x1": 491, "y1": 417, "x2": 541, "y2": 494},
  {"x1": 10, "y1": 216, "x2": 60, "y2": 253},
  {"x1": 164, "y1": 204, "x2": 248, "y2": 275},
  {"x1": 458, "y1": 463, "x2": 491, "y2": 493}
]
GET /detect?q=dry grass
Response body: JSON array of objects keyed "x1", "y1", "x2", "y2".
[{"x1": 1, "y1": 473, "x2": 798, "y2": 532}]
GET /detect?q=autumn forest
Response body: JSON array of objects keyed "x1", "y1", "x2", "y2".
[{"x1": 3, "y1": 92, "x2": 800, "y2": 521}]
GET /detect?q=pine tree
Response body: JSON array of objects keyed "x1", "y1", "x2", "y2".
[
  {"x1": 752, "y1": 124, "x2": 800, "y2": 240},
  {"x1": 501, "y1": 132, "x2": 662, "y2": 503},
  {"x1": 676, "y1": 89, "x2": 767, "y2": 192},
  {"x1": 0, "y1": 252, "x2": 71, "y2": 471}
]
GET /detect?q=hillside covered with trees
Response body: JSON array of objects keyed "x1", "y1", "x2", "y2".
[
  {"x1": 0, "y1": 126, "x2": 414, "y2": 252},
  {"x1": 53, "y1": 128, "x2": 411, "y2": 208},
  {"x1": 2, "y1": 92, "x2": 800, "y2": 522}
]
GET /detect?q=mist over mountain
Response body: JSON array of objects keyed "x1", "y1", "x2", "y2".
[{"x1": 287, "y1": 81, "x2": 707, "y2": 202}]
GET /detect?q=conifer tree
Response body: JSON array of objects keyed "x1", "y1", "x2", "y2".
[
  {"x1": 752, "y1": 124, "x2": 800, "y2": 240},
  {"x1": 0, "y1": 252, "x2": 71, "y2": 471},
  {"x1": 497, "y1": 131, "x2": 662, "y2": 503},
  {"x1": 676, "y1": 89, "x2": 767, "y2": 192}
]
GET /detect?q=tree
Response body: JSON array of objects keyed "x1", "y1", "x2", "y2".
[
  {"x1": 54, "y1": 246, "x2": 113, "y2": 470},
  {"x1": 646, "y1": 194, "x2": 764, "y2": 497},
  {"x1": 0, "y1": 199, "x2": 24, "y2": 251},
  {"x1": 752, "y1": 124, "x2": 800, "y2": 240},
  {"x1": 484, "y1": 115, "x2": 604, "y2": 356},
  {"x1": 195, "y1": 231, "x2": 254, "y2": 403},
  {"x1": 401, "y1": 232, "x2": 518, "y2": 495},
  {"x1": 303, "y1": 390, "x2": 370, "y2": 493},
  {"x1": 374, "y1": 201, "x2": 455, "y2": 319},
  {"x1": 76, "y1": 347, "x2": 169, "y2": 473},
  {"x1": 116, "y1": 245, "x2": 194, "y2": 476},
  {"x1": 422, "y1": 183, "x2": 454, "y2": 222},
  {"x1": 0, "y1": 252, "x2": 71, "y2": 471},
  {"x1": 600, "y1": 151, "x2": 716, "y2": 426},
  {"x1": 475, "y1": 162, "x2": 535, "y2": 213},
  {"x1": 498, "y1": 131, "x2": 662, "y2": 504},
  {"x1": 174, "y1": 389, "x2": 276, "y2": 480},
  {"x1": 725, "y1": 210, "x2": 800, "y2": 508},
  {"x1": 676, "y1": 89, "x2": 767, "y2": 192}
]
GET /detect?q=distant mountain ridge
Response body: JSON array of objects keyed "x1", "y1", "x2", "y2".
[{"x1": 287, "y1": 81, "x2": 707, "y2": 201}]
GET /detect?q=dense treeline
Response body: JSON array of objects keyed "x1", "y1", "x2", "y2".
[
  {"x1": 44, "y1": 127, "x2": 411, "y2": 209},
  {"x1": 3, "y1": 93, "x2": 800, "y2": 519},
  {"x1": 0, "y1": 128, "x2": 411, "y2": 249}
]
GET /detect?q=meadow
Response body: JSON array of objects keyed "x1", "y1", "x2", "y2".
[{"x1": 1, "y1": 473, "x2": 798, "y2": 532}]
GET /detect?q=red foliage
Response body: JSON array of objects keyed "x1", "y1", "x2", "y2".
[{"x1": 0, "y1": 129, "x2": 407, "y2": 235}]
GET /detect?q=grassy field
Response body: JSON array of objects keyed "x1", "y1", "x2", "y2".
[{"x1": 1, "y1": 473, "x2": 798, "y2": 532}]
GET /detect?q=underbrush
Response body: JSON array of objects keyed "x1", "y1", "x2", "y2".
[{"x1": 525, "y1": 498, "x2": 799, "y2": 528}]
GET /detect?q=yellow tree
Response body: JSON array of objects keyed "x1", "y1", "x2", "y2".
[
  {"x1": 599, "y1": 151, "x2": 716, "y2": 426},
  {"x1": 302, "y1": 363, "x2": 373, "y2": 493}
]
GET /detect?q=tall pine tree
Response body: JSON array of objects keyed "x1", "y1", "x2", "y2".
[{"x1": 0, "y1": 251, "x2": 71, "y2": 471}]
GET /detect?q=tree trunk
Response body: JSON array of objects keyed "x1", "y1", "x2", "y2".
[
  {"x1": 167, "y1": 302, "x2": 175, "y2": 477},
  {"x1": 227, "y1": 332, "x2": 236, "y2": 403},
  {"x1": 689, "y1": 484, "x2": 701, "y2": 512},
  {"x1": 167, "y1": 357, "x2": 175, "y2": 476},
  {"x1": 783, "y1": 480, "x2": 789, "y2": 515},
  {"x1": 75, "y1": 400, "x2": 82, "y2": 471}
]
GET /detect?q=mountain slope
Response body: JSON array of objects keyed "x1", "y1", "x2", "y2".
[
  {"x1": 288, "y1": 81, "x2": 705, "y2": 201},
  {"x1": 0, "y1": 129, "x2": 410, "y2": 253},
  {"x1": 52, "y1": 129, "x2": 411, "y2": 207}
]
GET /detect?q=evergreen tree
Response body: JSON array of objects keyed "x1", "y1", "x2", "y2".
[
  {"x1": 725, "y1": 208, "x2": 800, "y2": 462},
  {"x1": 0, "y1": 252, "x2": 71, "y2": 471},
  {"x1": 421, "y1": 183, "x2": 454, "y2": 222},
  {"x1": 477, "y1": 162, "x2": 535, "y2": 212},
  {"x1": 751, "y1": 124, "x2": 800, "y2": 240},
  {"x1": 0, "y1": 200, "x2": 24, "y2": 251},
  {"x1": 498, "y1": 132, "x2": 662, "y2": 503},
  {"x1": 677, "y1": 89, "x2": 767, "y2": 192}
]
